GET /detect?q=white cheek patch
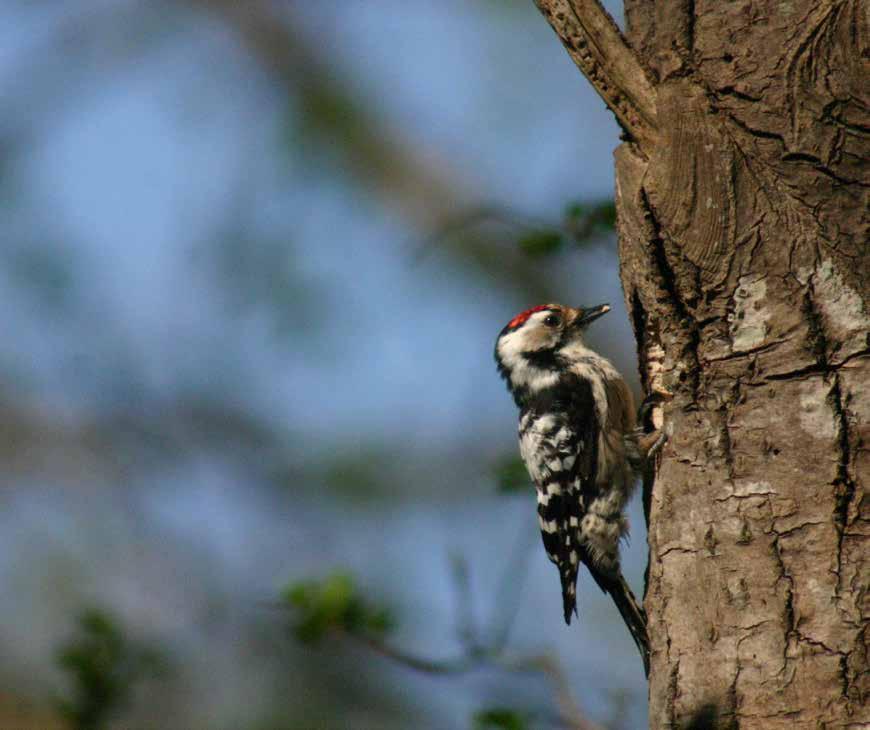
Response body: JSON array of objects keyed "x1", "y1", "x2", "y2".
[
  {"x1": 497, "y1": 329, "x2": 525, "y2": 363},
  {"x1": 497, "y1": 319, "x2": 561, "y2": 391}
]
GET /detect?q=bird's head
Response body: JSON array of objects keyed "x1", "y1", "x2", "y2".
[{"x1": 494, "y1": 302, "x2": 610, "y2": 399}]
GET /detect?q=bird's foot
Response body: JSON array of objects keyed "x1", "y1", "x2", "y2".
[{"x1": 636, "y1": 389, "x2": 673, "y2": 462}]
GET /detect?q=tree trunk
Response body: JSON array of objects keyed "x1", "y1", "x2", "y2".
[{"x1": 535, "y1": 1, "x2": 869, "y2": 727}]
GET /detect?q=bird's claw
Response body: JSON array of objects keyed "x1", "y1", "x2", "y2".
[{"x1": 636, "y1": 389, "x2": 673, "y2": 461}]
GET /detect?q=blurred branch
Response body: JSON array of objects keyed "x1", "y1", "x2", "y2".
[
  {"x1": 186, "y1": 0, "x2": 448, "y2": 226},
  {"x1": 185, "y1": 0, "x2": 556, "y2": 301},
  {"x1": 350, "y1": 631, "x2": 481, "y2": 675},
  {"x1": 412, "y1": 205, "x2": 551, "y2": 258},
  {"x1": 351, "y1": 634, "x2": 603, "y2": 730},
  {"x1": 414, "y1": 200, "x2": 616, "y2": 262},
  {"x1": 527, "y1": 654, "x2": 602, "y2": 730},
  {"x1": 449, "y1": 553, "x2": 481, "y2": 653},
  {"x1": 488, "y1": 519, "x2": 538, "y2": 651},
  {"x1": 0, "y1": 390, "x2": 280, "y2": 482},
  {"x1": 280, "y1": 535, "x2": 603, "y2": 730}
]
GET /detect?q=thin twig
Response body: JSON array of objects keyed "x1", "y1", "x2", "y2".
[
  {"x1": 332, "y1": 516, "x2": 601, "y2": 728},
  {"x1": 448, "y1": 552, "x2": 481, "y2": 652},
  {"x1": 411, "y1": 201, "x2": 616, "y2": 264},
  {"x1": 488, "y1": 518, "x2": 538, "y2": 652},
  {"x1": 518, "y1": 654, "x2": 605, "y2": 730},
  {"x1": 348, "y1": 630, "x2": 604, "y2": 730},
  {"x1": 348, "y1": 631, "x2": 481, "y2": 675},
  {"x1": 410, "y1": 204, "x2": 552, "y2": 262}
]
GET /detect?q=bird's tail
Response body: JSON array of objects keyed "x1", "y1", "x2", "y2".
[
  {"x1": 588, "y1": 568, "x2": 650, "y2": 677},
  {"x1": 559, "y1": 563, "x2": 579, "y2": 624}
]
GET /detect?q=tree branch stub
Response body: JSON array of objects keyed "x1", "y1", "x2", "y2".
[{"x1": 534, "y1": 0, "x2": 658, "y2": 150}]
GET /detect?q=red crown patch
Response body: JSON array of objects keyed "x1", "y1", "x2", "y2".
[{"x1": 506, "y1": 305, "x2": 552, "y2": 330}]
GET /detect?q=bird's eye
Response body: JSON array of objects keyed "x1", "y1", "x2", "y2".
[{"x1": 544, "y1": 314, "x2": 560, "y2": 327}]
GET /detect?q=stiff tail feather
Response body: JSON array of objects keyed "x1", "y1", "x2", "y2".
[
  {"x1": 559, "y1": 564, "x2": 579, "y2": 624},
  {"x1": 588, "y1": 568, "x2": 650, "y2": 677}
]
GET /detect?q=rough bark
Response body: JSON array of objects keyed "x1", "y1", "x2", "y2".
[{"x1": 536, "y1": 0, "x2": 869, "y2": 727}]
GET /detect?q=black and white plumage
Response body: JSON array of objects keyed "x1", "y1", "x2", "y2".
[{"x1": 495, "y1": 303, "x2": 650, "y2": 674}]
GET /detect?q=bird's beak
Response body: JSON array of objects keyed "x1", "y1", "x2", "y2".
[{"x1": 576, "y1": 303, "x2": 611, "y2": 327}]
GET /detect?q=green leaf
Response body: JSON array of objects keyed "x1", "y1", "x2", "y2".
[
  {"x1": 564, "y1": 201, "x2": 586, "y2": 222},
  {"x1": 280, "y1": 571, "x2": 394, "y2": 644},
  {"x1": 56, "y1": 608, "x2": 166, "y2": 730},
  {"x1": 473, "y1": 707, "x2": 529, "y2": 730},
  {"x1": 366, "y1": 608, "x2": 395, "y2": 635}
]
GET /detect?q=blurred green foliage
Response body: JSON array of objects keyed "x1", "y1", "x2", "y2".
[
  {"x1": 516, "y1": 200, "x2": 617, "y2": 258},
  {"x1": 493, "y1": 454, "x2": 531, "y2": 494},
  {"x1": 56, "y1": 609, "x2": 166, "y2": 730},
  {"x1": 319, "y1": 449, "x2": 395, "y2": 500},
  {"x1": 563, "y1": 200, "x2": 617, "y2": 250},
  {"x1": 473, "y1": 707, "x2": 530, "y2": 730},
  {"x1": 565, "y1": 200, "x2": 616, "y2": 233},
  {"x1": 517, "y1": 229, "x2": 563, "y2": 257},
  {"x1": 281, "y1": 572, "x2": 394, "y2": 644}
]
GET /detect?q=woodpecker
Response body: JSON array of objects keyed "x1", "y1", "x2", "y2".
[{"x1": 494, "y1": 302, "x2": 653, "y2": 674}]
